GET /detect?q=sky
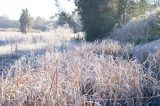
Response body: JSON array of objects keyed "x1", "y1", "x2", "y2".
[{"x1": 0, "y1": 0, "x2": 76, "y2": 20}]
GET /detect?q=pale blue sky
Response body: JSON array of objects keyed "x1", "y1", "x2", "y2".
[{"x1": 0, "y1": 0, "x2": 76, "y2": 20}]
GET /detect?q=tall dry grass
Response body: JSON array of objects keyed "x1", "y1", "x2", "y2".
[{"x1": 0, "y1": 40, "x2": 159, "y2": 106}]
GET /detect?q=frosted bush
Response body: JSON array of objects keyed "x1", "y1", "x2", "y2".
[
  {"x1": 130, "y1": 40, "x2": 160, "y2": 62},
  {"x1": 112, "y1": 8, "x2": 160, "y2": 44}
]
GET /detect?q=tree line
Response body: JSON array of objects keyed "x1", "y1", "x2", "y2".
[
  {"x1": 0, "y1": 14, "x2": 48, "y2": 32},
  {"x1": 0, "y1": 16, "x2": 19, "y2": 29},
  {"x1": 2, "y1": 0, "x2": 160, "y2": 42},
  {"x1": 74, "y1": 0, "x2": 160, "y2": 41},
  {"x1": 18, "y1": 8, "x2": 82, "y2": 33}
]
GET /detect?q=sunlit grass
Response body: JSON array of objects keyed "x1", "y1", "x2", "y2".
[{"x1": 0, "y1": 39, "x2": 159, "y2": 105}]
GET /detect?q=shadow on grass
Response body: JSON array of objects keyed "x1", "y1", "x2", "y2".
[{"x1": 0, "y1": 48, "x2": 47, "y2": 76}]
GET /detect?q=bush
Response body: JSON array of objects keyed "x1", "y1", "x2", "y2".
[{"x1": 112, "y1": 8, "x2": 160, "y2": 45}]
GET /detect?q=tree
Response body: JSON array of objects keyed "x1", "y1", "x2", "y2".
[
  {"x1": 74, "y1": 0, "x2": 125, "y2": 41},
  {"x1": 33, "y1": 16, "x2": 47, "y2": 31},
  {"x1": 57, "y1": 11, "x2": 77, "y2": 32},
  {"x1": 148, "y1": 10, "x2": 160, "y2": 39},
  {"x1": 54, "y1": 0, "x2": 81, "y2": 32},
  {"x1": 0, "y1": 15, "x2": 19, "y2": 28},
  {"x1": 124, "y1": 0, "x2": 150, "y2": 18},
  {"x1": 152, "y1": 0, "x2": 160, "y2": 7},
  {"x1": 138, "y1": 0, "x2": 149, "y2": 14},
  {"x1": 19, "y1": 9, "x2": 32, "y2": 33}
]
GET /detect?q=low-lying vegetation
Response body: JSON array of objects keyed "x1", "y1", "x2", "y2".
[{"x1": 0, "y1": 40, "x2": 159, "y2": 106}]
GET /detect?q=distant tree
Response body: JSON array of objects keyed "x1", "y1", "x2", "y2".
[
  {"x1": 117, "y1": 0, "x2": 129, "y2": 24},
  {"x1": 33, "y1": 16, "x2": 47, "y2": 31},
  {"x1": 74, "y1": 0, "x2": 124, "y2": 41},
  {"x1": 19, "y1": 9, "x2": 32, "y2": 33},
  {"x1": 117, "y1": 0, "x2": 151, "y2": 23},
  {"x1": 138, "y1": 0, "x2": 149, "y2": 14},
  {"x1": 125, "y1": 0, "x2": 137, "y2": 17},
  {"x1": 0, "y1": 16, "x2": 19, "y2": 28},
  {"x1": 125, "y1": 0, "x2": 150, "y2": 18},
  {"x1": 152, "y1": 0, "x2": 160, "y2": 7}
]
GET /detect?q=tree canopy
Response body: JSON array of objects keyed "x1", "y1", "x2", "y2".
[{"x1": 74, "y1": 0, "x2": 127, "y2": 41}]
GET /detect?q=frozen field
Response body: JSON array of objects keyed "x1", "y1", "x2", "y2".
[{"x1": 0, "y1": 28, "x2": 160, "y2": 106}]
